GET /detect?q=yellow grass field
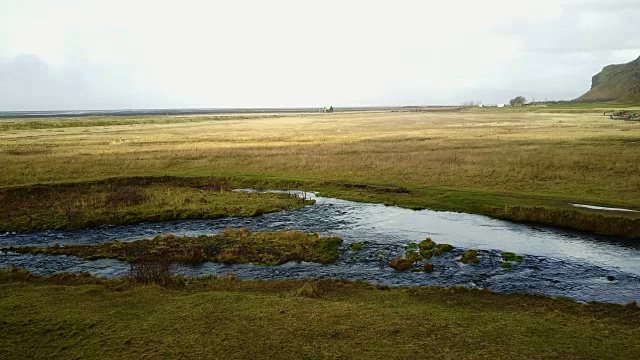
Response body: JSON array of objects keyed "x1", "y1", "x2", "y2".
[{"x1": 2, "y1": 109, "x2": 639, "y2": 204}]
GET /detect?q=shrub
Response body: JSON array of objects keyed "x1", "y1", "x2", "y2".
[
  {"x1": 500, "y1": 262, "x2": 512, "y2": 269},
  {"x1": 350, "y1": 242, "x2": 365, "y2": 252},
  {"x1": 128, "y1": 258, "x2": 174, "y2": 286}
]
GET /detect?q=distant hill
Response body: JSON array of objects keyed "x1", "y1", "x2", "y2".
[{"x1": 576, "y1": 55, "x2": 640, "y2": 104}]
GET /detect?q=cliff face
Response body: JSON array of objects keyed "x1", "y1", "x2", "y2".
[{"x1": 576, "y1": 56, "x2": 640, "y2": 103}]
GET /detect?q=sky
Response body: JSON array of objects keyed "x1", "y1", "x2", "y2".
[{"x1": 1, "y1": 0, "x2": 639, "y2": 110}]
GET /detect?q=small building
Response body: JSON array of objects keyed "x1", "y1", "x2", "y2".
[{"x1": 322, "y1": 106, "x2": 334, "y2": 113}]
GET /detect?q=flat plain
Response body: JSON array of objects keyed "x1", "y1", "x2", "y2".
[{"x1": 2, "y1": 108, "x2": 638, "y2": 202}]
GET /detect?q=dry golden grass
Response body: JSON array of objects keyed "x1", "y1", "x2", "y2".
[{"x1": 1, "y1": 110, "x2": 639, "y2": 207}]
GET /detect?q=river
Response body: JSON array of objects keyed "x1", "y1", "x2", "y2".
[{"x1": 1, "y1": 191, "x2": 639, "y2": 304}]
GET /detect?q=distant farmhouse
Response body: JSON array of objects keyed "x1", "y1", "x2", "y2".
[{"x1": 321, "y1": 106, "x2": 334, "y2": 113}]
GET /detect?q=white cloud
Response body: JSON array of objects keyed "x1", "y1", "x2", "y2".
[{"x1": 0, "y1": 0, "x2": 638, "y2": 110}]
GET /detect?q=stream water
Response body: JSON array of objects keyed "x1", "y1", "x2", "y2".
[{"x1": 1, "y1": 191, "x2": 639, "y2": 304}]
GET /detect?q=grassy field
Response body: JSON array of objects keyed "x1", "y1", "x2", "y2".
[
  {"x1": 0, "y1": 113, "x2": 283, "y2": 131},
  {"x1": 1, "y1": 107, "x2": 639, "y2": 236},
  {"x1": 1, "y1": 269, "x2": 639, "y2": 359},
  {"x1": 0, "y1": 177, "x2": 311, "y2": 232}
]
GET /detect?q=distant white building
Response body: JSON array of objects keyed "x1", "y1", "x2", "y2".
[{"x1": 497, "y1": 104, "x2": 505, "y2": 108}]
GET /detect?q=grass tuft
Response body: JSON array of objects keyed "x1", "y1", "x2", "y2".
[
  {"x1": 459, "y1": 250, "x2": 480, "y2": 264},
  {"x1": 295, "y1": 281, "x2": 324, "y2": 298}
]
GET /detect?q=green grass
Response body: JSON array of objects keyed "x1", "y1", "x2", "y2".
[
  {"x1": 1, "y1": 269, "x2": 639, "y2": 359},
  {"x1": 0, "y1": 177, "x2": 312, "y2": 232},
  {"x1": 4, "y1": 228, "x2": 343, "y2": 265}
]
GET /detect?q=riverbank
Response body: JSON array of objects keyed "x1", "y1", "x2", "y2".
[
  {"x1": 1, "y1": 175, "x2": 638, "y2": 238},
  {"x1": 0, "y1": 177, "x2": 312, "y2": 232},
  {"x1": 1, "y1": 268, "x2": 638, "y2": 359}
]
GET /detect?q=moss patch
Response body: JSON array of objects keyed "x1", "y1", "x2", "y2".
[
  {"x1": 350, "y1": 242, "x2": 365, "y2": 252},
  {"x1": 404, "y1": 250, "x2": 423, "y2": 263},
  {"x1": 459, "y1": 249, "x2": 480, "y2": 264},
  {"x1": 389, "y1": 257, "x2": 412, "y2": 271},
  {"x1": 501, "y1": 252, "x2": 524, "y2": 262}
]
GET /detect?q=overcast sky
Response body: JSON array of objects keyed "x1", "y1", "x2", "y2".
[{"x1": 1, "y1": 0, "x2": 639, "y2": 110}]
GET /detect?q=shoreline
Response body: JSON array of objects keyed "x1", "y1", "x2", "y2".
[{"x1": 1, "y1": 175, "x2": 638, "y2": 238}]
